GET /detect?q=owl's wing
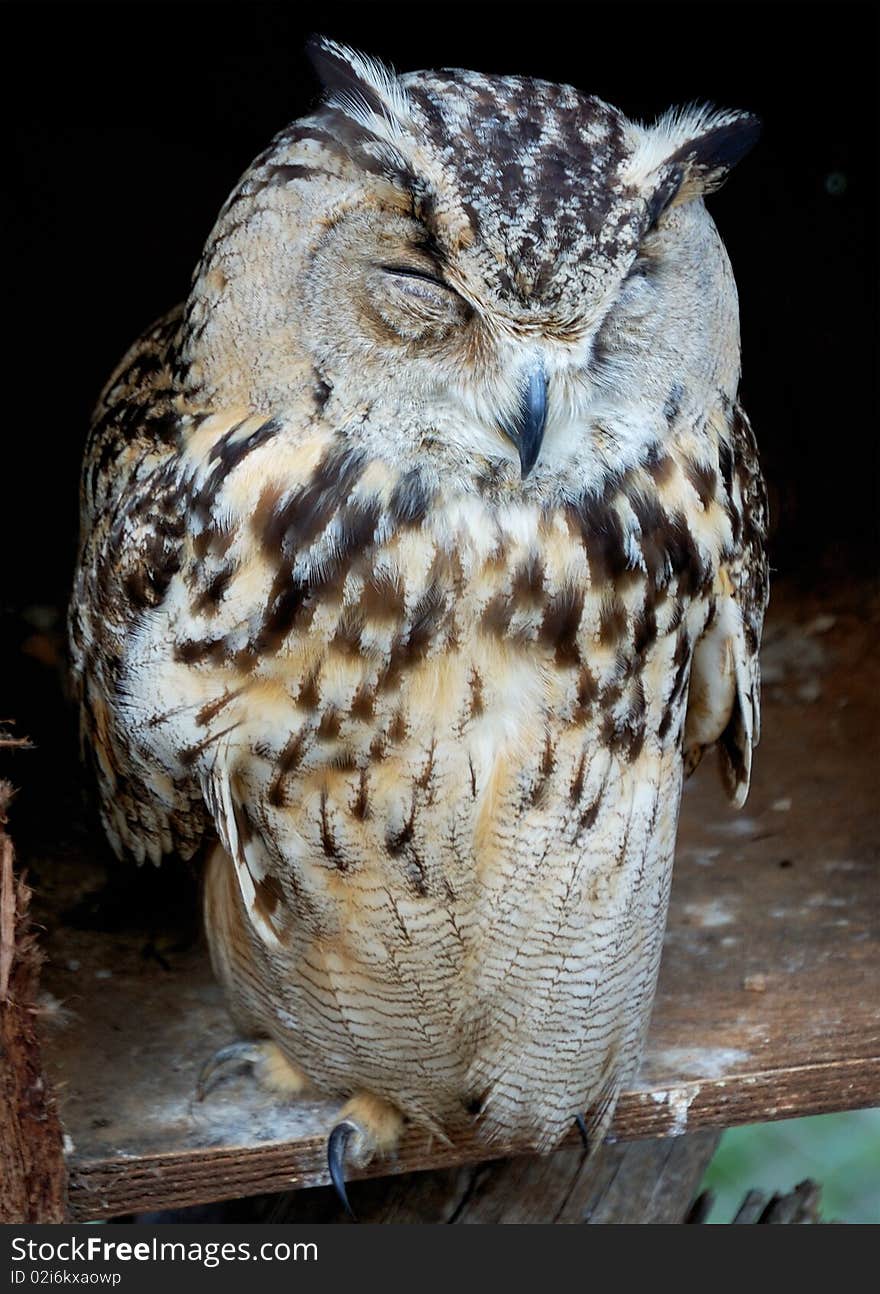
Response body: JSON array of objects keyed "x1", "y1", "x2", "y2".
[
  {"x1": 684, "y1": 404, "x2": 769, "y2": 807},
  {"x1": 69, "y1": 307, "x2": 211, "y2": 864}
]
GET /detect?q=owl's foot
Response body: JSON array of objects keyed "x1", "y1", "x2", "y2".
[
  {"x1": 327, "y1": 1092, "x2": 404, "y2": 1221},
  {"x1": 196, "y1": 1039, "x2": 310, "y2": 1102}
]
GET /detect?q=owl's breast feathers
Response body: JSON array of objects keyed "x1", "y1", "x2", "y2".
[{"x1": 70, "y1": 318, "x2": 767, "y2": 1143}]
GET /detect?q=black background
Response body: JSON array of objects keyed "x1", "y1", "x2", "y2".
[{"x1": 2, "y1": 2, "x2": 877, "y2": 610}]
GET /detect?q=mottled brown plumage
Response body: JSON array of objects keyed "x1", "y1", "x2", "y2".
[{"x1": 69, "y1": 40, "x2": 767, "y2": 1167}]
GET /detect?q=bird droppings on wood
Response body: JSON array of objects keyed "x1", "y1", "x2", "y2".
[
  {"x1": 649, "y1": 1087, "x2": 699, "y2": 1137},
  {"x1": 652, "y1": 1047, "x2": 751, "y2": 1080},
  {"x1": 743, "y1": 974, "x2": 768, "y2": 993},
  {"x1": 682, "y1": 900, "x2": 736, "y2": 928},
  {"x1": 706, "y1": 815, "x2": 760, "y2": 838}
]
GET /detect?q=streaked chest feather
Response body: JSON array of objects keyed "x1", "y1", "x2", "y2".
[{"x1": 113, "y1": 414, "x2": 732, "y2": 903}]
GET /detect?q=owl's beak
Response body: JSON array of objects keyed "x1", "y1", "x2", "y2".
[{"x1": 501, "y1": 365, "x2": 548, "y2": 478}]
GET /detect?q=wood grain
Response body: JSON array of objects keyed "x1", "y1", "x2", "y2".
[{"x1": 262, "y1": 1130, "x2": 723, "y2": 1224}]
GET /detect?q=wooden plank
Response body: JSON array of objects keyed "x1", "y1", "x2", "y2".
[
  {"x1": 19, "y1": 585, "x2": 880, "y2": 1220},
  {"x1": 66, "y1": 1056, "x2": 877, "y2": 1221},
  {"x1": 267, "y1": 1130, "x2": 724, "y2": 1224}
]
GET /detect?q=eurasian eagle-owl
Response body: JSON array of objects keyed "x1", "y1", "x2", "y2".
[{"x1": 69, "y1": 39, "x2": 768, "y2": 1202}]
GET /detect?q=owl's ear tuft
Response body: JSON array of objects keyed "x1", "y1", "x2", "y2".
[
  {"x1": 306, "y1": 36, "x2": 411, "y2": 137},
  {"x1": 665, "y1": 109, "x2": 762, "y2": 196},
  {"x1": 629, "y1": 105, "x2": 760, "y2": 211},
  {"x1": 305, "y1": 36, "x2": 417, "y2": 189}
]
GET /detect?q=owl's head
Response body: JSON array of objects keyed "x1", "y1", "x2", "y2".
[{"x1": 180, "y1": 40, "x2": 759, "y2": 494}]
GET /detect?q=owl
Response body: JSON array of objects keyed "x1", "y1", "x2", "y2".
[{"x1": 69, "y1": 39, "x2": 768, "y2": 1211}]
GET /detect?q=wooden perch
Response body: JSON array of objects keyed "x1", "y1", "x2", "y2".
[{"x1": 3, "y1": 585, "x2": 877, "y2": 1222}]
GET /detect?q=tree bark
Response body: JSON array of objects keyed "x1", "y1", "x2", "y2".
[{"x1": 0, "y1": 778, "x2": 68, "y2": 1223}]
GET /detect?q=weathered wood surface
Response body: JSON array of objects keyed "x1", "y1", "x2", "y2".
[
  {"x1": 18, "y1": 587, "x2": 880, "y2": 1220},
  {"x1": 353, "y1": 1132, "x2": 722, "y2": 1223},
  {"x1": 0, "y1": 776, "x2": 68, "y2": 1223},
  {"x1": 136, "y1": 1131, "x2": 723, "y2": 1223},
  {"x1": 729, "y1": 1178, "x2": 822, "y2": 1224},
  {"x1": 133, "y1": 1134, "x2": 829, "y2": 1223}
]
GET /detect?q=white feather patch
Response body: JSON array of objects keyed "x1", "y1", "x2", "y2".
[
  {"x1": 315, "y1": 37, "x2": 413, "y2": 147},
  {"x1": 202, "y1": 764, "x2": 283, "y2": 949}
]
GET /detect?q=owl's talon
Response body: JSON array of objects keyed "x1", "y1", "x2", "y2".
[
  {"x1": 575, "y1": 1112, "x2": 590, "y2": 1151},
  {"x1": 327, "y1": 1121, "x2": 358, "y2": 1221},
  {"x1": 196, "y1": 1038, "x2": 309, "y2": 1102},
  {"x1": 196, "y1": 1040, "x2": 267, "y2": 1101},
  {"x1": 325, "y1": 1092, "x2": 403, "y2": 1218}
]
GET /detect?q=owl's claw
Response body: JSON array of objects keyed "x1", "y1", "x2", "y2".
[
  {"x1": 325, "y1": 1092, "x2": 402, "y2": 1219},
  {"x1": 196, "y1": 1040, "x2": 267, "y2": 1101},
  {"x1": 327, "y1": 1121, "x2": 358, "y2": 1221},
  {"x1": 575, "y1": 1112, "x2": 590, "y2": 1151},
  {"x1": 196, "y1": 1038, "x2": 309, "y2": 1102}
]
